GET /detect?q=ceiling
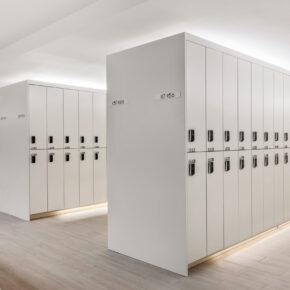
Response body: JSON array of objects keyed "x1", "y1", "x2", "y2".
[{"x1": 1, "y1": 0, "x2": 290, "y2": 89}]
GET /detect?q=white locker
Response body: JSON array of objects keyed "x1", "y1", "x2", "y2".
[
  {"x1": 274, "y1": 150, "x2": 284, "y2": 225},
  {"x1": 238, "y1": 59, "x2": 252, "y2": 150},
  {"x1": 274, "y1": 72, "x2": 284, "y2": 148},
  {"x1": 79, "y1": 91, "x2": 93, "y2": 148},
  {"x1": 28, "y1": 85, "x2": 47, "y2": 149},
  {"x1": 263, "y1": 68, "x2": 274, "y2": 149},
  {"x1": 186, "y1": 42, "x2": 206, "y2": 153},
  {"x1": 187, "y1": 152, "x2": 206, "y2": 262},
  {"x1": 252, "y1": 150, "x2": 264, "y2": 235},
  {"x1": 206, "y1": 48, "x2": 223, "y2": 152},
  {"x1": 284, "y1": 75, "x2": 290, "y2": 148},
  {"x1": 30, "y1": 150, "x2": 47, "y2": 214},
  {"x1": 93, "y1": 91, "x2": 107, "y2": 148},
  {"x1": 252, "y1": 64, "x2": 264, "y2": 150},
  {"x1": 47, "y1": 87, "x2": 63, "y2": 149},
  {"x1": 263, "y1": 150, "x2": 275, "y2": 230},
  {"x1": 93, "y1": 148, "x2": 107, "y2": 203},
  {"x1": 64, "y1": 149, "x2": 79, "y2": 209},
  {"x1": 284, "y1": 149, "x2": 290, "y2": 220},
  {"x1": 223, "y1": 54, "x2": 238, "y2": 151},
  {"x1": 64, "y1": 89, "x2": 79, "y2": 149},
  {"x1": 238, "y1": 151, "x2": 252, "y2": 240},
  {"x1": 80, "y1": 149, "x2": 94, "y2": 205},
  {"x1": 223, "y1": 151, "x2": 239, "y2": 247},
  {"x1": 47, "y1": 150, "x2": 64, "y2": 211},
  {"x1": 207, "y1": 151, "x2": 223, "y2": 255}
]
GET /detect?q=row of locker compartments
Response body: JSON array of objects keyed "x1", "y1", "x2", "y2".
[
  {"x1": 29, "y1": 85, "x2": 106, "y2": 150},
  {"x1": 30, "y1": 148, "x2": 106, "y2": 215}
]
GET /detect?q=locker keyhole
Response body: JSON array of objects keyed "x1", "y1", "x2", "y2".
[
  {"x1": 208, "y1": 130, "x2": 214, "y2": 142},
  {"x1": 253, "y1": 156, "x2": 257, "y2": 168},
  {"x1": 65, "y1": 136, "x2": 70, "y2": 144},
  {"x1": 252, "y1": 131, "x2": 257, "y2": 142},
  {"x1": 208, "y1": 159, "x2": 214, "y2": 174},
  {"x1": 80, "y1": 136, "x2": 85, "y2": 143},
  {"x1": 224, "y1": 158, "x2": 230, "y2": 172},
  {"x1": 285, "y1": 153, "x2": 289, "y2": 164},
  {"x1": 65, "y1": 153, "x2": 70, "y2": 162},
  {"x1": 275, "y1": 132, "x2": 279, "y2": 142},
  {"x1": 49, "y1": 136, "x2": 53, "y2": 144},
  {"x1": 95, "y1": 152, "x2": 99, "y2": 160},
  {"x1": 224, "y1": 131, "x2": 230, "y2": 142},
  {"x1": 275, "y1": 154, "x2": 279, "y2": 165},
  {"x1": 31, "y1": 155, "x2": 36, "y2": 164},
  {"x1": 49, "y1": 154, "x2": 54, "y2": 163},
  {"x1": 264, "y1": 155, "x2": 269, "y2": 167},
  {"x1": 285, "y1": 133, "x2": 289, "y2": 142},
  {"x1": 264, "y1": 132, "x2": 269, "y2": 142},
  {"x1": 188, "y1": 130, "x2": 195, "y2": 142},
  {"x1": 95, "y1": 136, "x2": 99, "y2": 143},
  {"x1": 239, "y1": 131, "x2": 244, "y2": 142},
  {"x1": 239, "y1": 157, "x2": 245, "y2": 170},
  {"x1": 81, "y1": 152, "x2": 85, "y2": 161},
  {"x1": 188, "y1": 160, "x2": 195, "y2": 176}
]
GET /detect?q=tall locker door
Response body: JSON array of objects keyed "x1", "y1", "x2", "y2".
[
  {"x1": 223, "y1": 151, "x2": 239, "y2": 247},
  {"x1": 47, "y1": 87, "x2": 63, "y2": 149},
  {"x1": 47, "y1": 150, "x2": 64, "y2": 211},
  {"x1": 187, "y1": 152, "x2": 206, "y2": 262},
  {"x1": 252, "y1": 64, "x2": 264, "y2": 150},
  {"x1": 274, "y1": 150, "x2": 284, "y2": 225},
  {"x1": 238, "y1": 59, "x2": 252, "y2": 150},
  {"x1": 93, "y1": 91, "x2": 107, "y2": 148},
  {"x1": 79, "y1": 91, "x2": 93, "y2": 148},
  {"x1": 223, "y1": 54, "x2": 238, "y2": 151},
  {"x1": 284, "y1": 149, "x2": 290, "y2": 221},
  {"x1": 64, "y1": 90, "x2": 79, "y2": 149},
  {"x1": 284, "y1": 75, "x2": 290, "y2": 148},
  {"x1": 252, "y1": 150, "x2": 264, "y2": 235},
  {"x1": 64, "y1": 149, "x2": 79, "y2": 209},
  {"x1": 93, "y1": 148, "x2": 107, "y2": 203},
  {"x1": 30, "y1": 150, "x2": 47, "y2": 214},
  {"x1": 263, "y1": 68, "x2": 274, "y2": 149},
  {"x1": 207, "y1": 151, "x2": 223, "y2": 255},
  {"x1": 80, "y1": 149, "x2": 94, "y2": 205},
  {"x1": 28, "y1": 85, "x2": 47, "y2": 149},
  {"x1": 206, "y1": 48, "x2": 223, "y2": 152},
  {"x1": 274, "y1": 72, "x2": 284, "y2": 149},
  {"x1": 263, "y1": 150, "x2": 274, "y2": 230},
  {"x1": 186, "y1": 42, "x2": 206, "y2": 153},
  {"x1": 238, "y1": 151, "x2": 252, "y2": 241}
]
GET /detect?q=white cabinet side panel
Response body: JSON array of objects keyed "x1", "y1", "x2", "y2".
[
  {"x1": 284, "y1": 75, "x2": 290, "y2": 148},
  {"x1": 274, "y1": 150, "x2": 284, "y2": 225},
  {"x1": 274, "y1": 72, "x2": 284, "y2": 148},
  {"x1": 284, "y1": 149, "x2": 290, "y2": 221},
  {"x1": 93, "y1": 148, "x2": 107, "y2": 203}
]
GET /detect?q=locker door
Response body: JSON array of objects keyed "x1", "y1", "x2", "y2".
[
  {"x1": 47, "y1": 150, "x2": 64, "y2": 211},
  {"x1": 93, "y1": 148, "x2": 107, "y2": 203},
  {"x1": 263, "y1": 150, "x2": 274, "y2": 230},
  {"x1": 206, "y1": 48, "x2": 223, "y2": 152},
  {"x1": 186, "y1": 42, "x2": 206, "y2": 153},
  {"x1": 284, "y1": 75, "x2": 290, "y2": 148},
  {"x1": 79, "y1": 91, "x2": 93, "y2": 148},
  {"x1": 47, "y1": 87, "x2": 63, "y2": 149},
  {"x1": 274, "y1": 150, "x2": 284, "y2": 225},
  {"x1": 207, "y1": 151, "x2": 223, "y2": 255},
  {"x1": 30, "y1": 150, "x2": 47, "y2": 214},
  {"x1": 274, "y1": 72, "x2": 284, "y2": 149},
  {"x1": 284, "y1": 149, "x2": 290, "y2": 221},
  {"x1": 252, "y1": 64, "x2": 264, "y2": 150},
  {"x1": 238, "y1": 150, "x2": 252, "y2": 241},
  {"x1": 64, "y1": 149, "x2": 79, "y2": 209},
  {"x1": 80, "y1": 149, "x2": 94, "y2": 205},
  {"x1": 64, "y1": 90, "x2": 79, "y2": 149},
  {"x1": 264, "y1": 68, "x2": 274, "y2": 149},
  {"x1": 223, "y1": 54, "x2": 238, "y2": 151},
  {"x1": 223, "y1": 151, "x2": 239, "y2": 247},
  {"x1": 252, "y1": 150, "x2": 264, "y2": 235},
  {"x1": 187, "y1": 152, "x2": 206, "y2": 262},
  {"x1": 28, "y1": 85, "x2": 47, "y2": 149},
  {"x1": 238, "y1": 59, "x2": 251, "y2": 150}
]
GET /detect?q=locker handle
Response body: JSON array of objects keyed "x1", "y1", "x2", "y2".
[
  {"x1": 49, "y1": 153, "x2": 54, "y2": 163},
  {"x1": 208, "y1": 130, "x2": 214, "y2": 142},
  {"x1": 31, "y1": 136, "x2": 36, "y2": 144},
  {"x1": 188, "y1": 130, "x2": 195, "y2": 143},
  {"x1": 224, "y1": 131, "x2": 230, "y2": 142},
  {"x1": 264, "y1": 132, "x2": 269, "y2": 142},
  {"x1": 224, "y1": 158, "x2": 230, "y2": 172},
  {"x1": 275, "y1": 153, "x2": 279, "y2": 165},
  {"x1": 252, "y1": 131, "x2": 257, "y2": 142},
  {"x1": 239, "y1": 131, "x2": 244, "y2": 142},
  {"x1": 95, "y1": 152, "x2": 99, "y2": 160},
  {"x1": 80, "y1": 152, "x2": 85, "y2": 161},
  {"x1": 65, "y1": 153, "x2": 70, "y2": 162},
  {"x1": 285, "y1": 132, "x2": 289, "y2": 142},
  {"x1": 31, "y1": 154, "x2": 37, "y2": 164},
  {"x1": 264, "y1": 154, "x2": 269, "y2": 167},
  {"x1": 80, "y1": 136, "x2": 85, "y2": 143},
  {"x1": 274, "y1": 132, "x2": 279, "y2": 142},
  {"x1": 285, "y1": 153, "x2": 289, "y2": 164},
  {"x1": 95, "y1": 136, "x2": 99, "y2": 143},
  {"x1": 252, "y1": 155, "x2": 257, "y2": 168},
  {"x1": 65, "y1": 136, "x2": 70, "y2": 144},
  {"x1": 49, "y1": 136, "x2": 53, "y2": 144},
  {"x1": 188, "y1": 160, "x2": 195, "y2": 176},
  {"x1": 208, "y1": 158, "x2": 214, "y2": 174},
  {"x1": 239, "y1": 156, "x2": 245, "y2": 170}
]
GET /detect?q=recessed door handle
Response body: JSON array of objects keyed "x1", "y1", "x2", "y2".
[
  {"x1": 285, "y1": 133, "x2": 289, "y2": 142},
  {"x1": 224, "y1": 131, "x2": 230, "y2": 142},
  {"x1": 285, "y1": 153, "x2": 289, "y2": 164},
  {"x1": 65, "y1": 136, "x2": 70, "y2": 144},
  {"x1": 224, "y1": 158, "x2": 230, "y2": 172},
  {"x1": 208, "y1": 130, "x2": 214, "y2": 142},
  {"x1": 239, "y1": 156, "x2": 245, "y2": 170},
  {"x1": 49, "y1": 153, "x2": 54, "y2": 163},
  {"x1": 80, "y1": 136, "x2": 85, "y2": 143},
  {"x1": 65, "y1": 153, "x2": 70, "y2": 162},
  {"x1": 31, "y1": 136, "x2": 36, "y2": 144},
  {"x1": 275, "y1": 153, "x2": 279, "y2": 165},
  {"x1": 31, "y1": 154, "x2": 36, "y2": 164},
  {"x1": 275, "y1": 132, "x2": 279, "y2": 142},
  {"x1": 252, "y1": 131, "x2": 257, "y2": 142},
  {"x1": 264, "y1": 154, "x2": 269, "y2": 167},
  {"x1": 264, "y1": 132, "x2": 269, "y2": 142},
  {"x1": 252, "y1": 155, "x2": 257, "y2": 168},
  {"x1": 188, "y1": 130, "x2": 195, "y2": 142},
  {"x1": 239, "y1": 131, "x2": 244, "y2": 142},
  {"x1": 95, "y1": 136, "x2": 99, "y2": 143},
  {"x1": 95, "y1": 152, "x2": 99, "y2": 160},
  {"x1": 80, "y1": 152, "x2": 85, "y2": 161},
  {"x1": 49, "y1": 136, "x2": 53, "y2": 144},
  {"x1": 188, "y1": 160, "x2": 195, "y2": 176}
]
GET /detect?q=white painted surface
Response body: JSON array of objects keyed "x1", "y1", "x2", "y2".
[
  {"x1": 274, "y1": 72, "x2": 284, "y2": 149},
  {"x1": 284, "y1": 149, "x2": 290, "y2": 221},
  {"x1": 93, "y1": 148, "x2": 107, "y2": 203},
  {"x1": 284, "y1": 75, "x2": 290, "y2": 148},
  {"x1": 274, "y1": 150, "x2": 284, "y2": 225}
]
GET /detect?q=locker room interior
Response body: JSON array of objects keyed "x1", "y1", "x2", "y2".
[{"x1": 1, "y1": 0, "x2": 290, "y2": 289}]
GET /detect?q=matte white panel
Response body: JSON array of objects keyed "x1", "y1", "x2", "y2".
[
  {"x1": 93, "y1": 148, "x2": 107, "y2": 203},
  {"x1": 238, "y1": 150, "x2": 252, "y2": 241},
  {"x1": 186, "y1": 41, "x2": 206, "y2": 152},
  {"x1": 187, "y1": 152, "x2": 206, "y2": 263},
  {"x1": 263, "y1": 69, "x2": 274, "y2": 149},
  {"x1": 206, "y1": 48, "x2": 223, "y2": 151},
  {"x1": 223, "y1": 151, "x2": 239, "y2": 247},
  {"x1": 238, "y1": 59, "x2": 251, "y2": 150},
  {"x1": 207, "y1": 151, "x2": 223, "y2": 254},
  {"x1": 64, "y1": 89, "x2": 79, "y2": 149},
  {"x1": 79, "y1": 91, "x2": 93, "y2": 148},
  {"x1": 252, "y1": 64, "x2": 264, "y2": 150},
  {"x1": 274, "y1": 150, "x2": 284, "y2": 225},
  {"x1": 284, "y1": 148, "x2": 290, "y2": 221},
  {"x1": 80, "y1": 149, "x2": 94, "y2": 205},
  {"x1": 274, "y1": 72, "x2": 284, "y2": 148},
  {"x1": 284, "y1": 75, "x2": 290, "y2": 148},
  {"x1": 30, "y1": 150, "x2": 47, "y2": 214},
  {"x1": 28, "y1": 85, "x2": 47, "y2": 149},
  {"x1": 223, "y1": 54, "x2": 238, "y2": 151}
]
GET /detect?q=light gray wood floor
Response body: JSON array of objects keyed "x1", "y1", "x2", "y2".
[{"x1": 1, "y1": 207, "x2": 290, "y2": 290}]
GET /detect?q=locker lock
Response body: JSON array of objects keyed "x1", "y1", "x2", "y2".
[
  {"x1": 188, "y1": 160, "x2": 195, "y2": 176},
  {"x1": 275, "y1": 153, "x2": 279, "y2": 165},
  {"x1": 252, "y1": 155, "x2": 257, "y2": 168},
  {"x1": 274, "y1": 132, "x2": 279, "y2": 142},
  {"x1": 188, "y1": 130, "x2": 195, "y2": 143},
  {"x1": 285, "y1": 132, "x2": 289, "y2": 142},
  {"x1": 239, "y1": 156, "x2": 245, "y2": 170},
  {"x1": 208, "y1": 130, "x2": 214, "y2": 142},
  {"x1": 49, "y1": 136, "x2": 53, "y2": 144},
  {"x1": 224, "y1": 131, "x2": 230, "y2": 142},
  {"x1": 49, "y1": 153, "x2": 54, "y2": 163},
  {"x1": 264, "y1": 154, "x2": 269, "y2": 167},
  {"x1": 95, "y1": 152, "x2": 99, "y2": 160},
  {"x1": 285, "y1": 153, "x2": 289, "y2": 164},
  {"x1": 65, "y1": 136, "x2": 70, "y2": 144},
  {"x1": 80, "y1": 152, "x2": 85, "y2": 161},
  {"x1": 65, "y1": 153, "x2": 71, "y2": 162},
  {"x1": 31, "y1": 154, "x2": 37, "y2": 164},
  {"x1": 208, "y1": 158, "x2": 214, "y2": 174},
  {"x1": 264, "y1": 132, "x2": 269, "y2": 142},
  {"x1": 224, "y1": 157, "x2": 230, "y2": 172},
  {"x1": 31, "y1": 136, "x2": 36, "y2": 144},
  {"x1": 95, "y1": 136, "x2": 99, "y2": 144},
  {"x1": 239, "y1": 131, "x2": 245, "y2": 142},
  {"x1": 252, "y1": 131, "x2": 257, "y2": 142}
]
